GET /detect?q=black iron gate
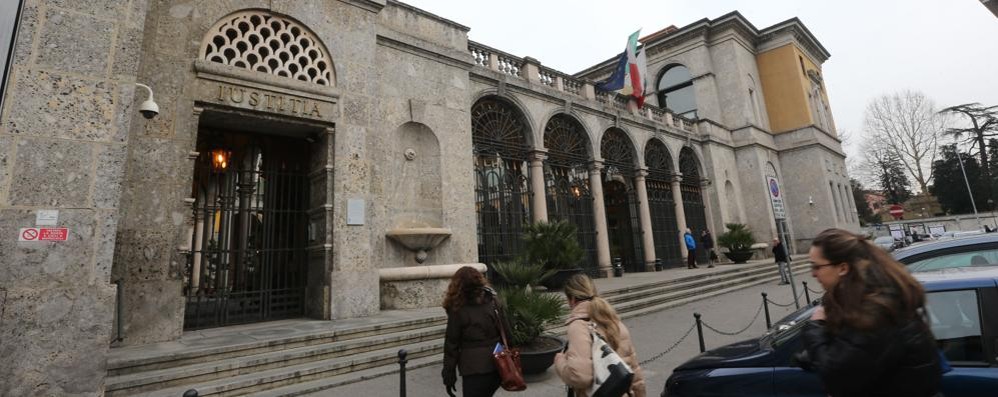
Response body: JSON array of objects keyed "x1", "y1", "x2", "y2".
[
  {"x1": 472, "y1": 98, "x2": 532, "y2": 268},
  {"x1": 647, "y1": 178, "x2": 682, "y2": 267},
  {"x1": 546, "y1": 164, "x2": 597, "y2": 275},
  {"x1": 603, "y1": 180, "x2": 644, "y2": 272},
  {"x1": 184, "y1": 133, "x2": 309, "y2": 330},
  {"x1": 679, "y1": 148, "x2": 709, "y2": 264}
]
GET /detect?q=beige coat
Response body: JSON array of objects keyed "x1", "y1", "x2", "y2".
[{"x1": 554, "y1": 301, "x2": 646, "y2": 397}]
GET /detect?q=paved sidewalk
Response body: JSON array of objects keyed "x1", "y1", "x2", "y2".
[{"x1": 321, "y1": 270, "x2": 819, "y2": 397}]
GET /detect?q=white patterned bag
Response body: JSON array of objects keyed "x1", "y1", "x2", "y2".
[{"x1": 586, "y1": 323, "x2": 634, "y2": 397}]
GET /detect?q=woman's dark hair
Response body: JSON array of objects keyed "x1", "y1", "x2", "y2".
[
  {"x1": 812, "y1": 228, "x2": 926, "y2": 332},
  {"x1": 442, "y1": 266, "x2": 490, "y2": 313}
]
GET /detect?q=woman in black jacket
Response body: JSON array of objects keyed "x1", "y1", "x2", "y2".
[
  {"x1": 797, "y1": 228, "x2": 941, "y2": 397},
  {"x1": 441, "y1": 266, "x2": 503, "y2": 397}
]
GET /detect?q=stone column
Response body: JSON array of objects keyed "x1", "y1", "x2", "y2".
[
  {"x1": 634, "y1": 169, "x2": 656, "y2": 271},
  {"x1": 700, "y1": 178, "x2": 717, "y2": 236},
  {"x1": 588, "y1": 162, "x2": 613, "y2": 277},
  {"x1": 672, "y1": 175, "x2": 689, "y2": 257},
  {"x1": 528, "y1": 150, "x2": 548, "y2": 223}
]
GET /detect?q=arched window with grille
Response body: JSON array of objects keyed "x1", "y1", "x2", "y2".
[
  {"x1": 657, "y1": 64, "x2": 697, "y2": 119},
  {"x1": 679, "y1": 147, "x2": 708, "y2": 263},
  {"x1": 471, "y1": 97, "x2": 532, "y2": 267},
  {"x1": 600, "y1": 129, "x2": 643, "y2": 272},
  {"x1": 544, "y1": 114, "x2": 597, "y2": 274},
  {"x1": 645, "y1": 139, "x2": 682, "y2": 267}
]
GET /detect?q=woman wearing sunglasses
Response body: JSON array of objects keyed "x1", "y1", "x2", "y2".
[{"x1": 796, "y1": 228, "x2": 941, "y2": 397}]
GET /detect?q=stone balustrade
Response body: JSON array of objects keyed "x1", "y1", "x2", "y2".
[{"x1": 467, "y1": 40, "x2": 696, "y2": 134}]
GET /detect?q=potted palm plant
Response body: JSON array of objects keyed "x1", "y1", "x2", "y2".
[
  {"x1": 521, "y1": 220, "x2": 585, "y2": 290},
  {"x1": 492, "y1": 261, "x2": 567, "y2": 375},
  {"x1": 717, "y1": 223, "x2": 756, "y2": 264}
]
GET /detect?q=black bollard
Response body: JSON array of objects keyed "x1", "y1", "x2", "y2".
[
  {"x1": 612, "y1": 257, "x2": 624, "y2": 277},
  {"x1": 803, "y1": 281, "x2": 811, "y2": 304},
  {"x1": 694, "y1": 313, "x2": 705, "y2": 353},
  {"x1": 398, "y1": 349, "x2": 408, "y2": 397},
  {"x1": 655, "y1": 258, "x2": 663, "y2": 271},
  {"x1": 182, "y1": 390, "x2": 198, "y2": 397},
  {"x1": 762, "y1": 292, "x2": 772, "y2": 329}
]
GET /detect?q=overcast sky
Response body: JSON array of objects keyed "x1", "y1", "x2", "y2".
[{"x1": 403, "y1": 0, "x2": 998, "y2": 158}]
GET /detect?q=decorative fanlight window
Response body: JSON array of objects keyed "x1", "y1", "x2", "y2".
[{"x1": 201, "y1": 10, "x2": 334, "y2": 86}]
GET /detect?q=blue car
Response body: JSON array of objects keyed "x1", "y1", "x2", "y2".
[{"x1": 662, "y1": 267, "x2": 998, "y2": 396}]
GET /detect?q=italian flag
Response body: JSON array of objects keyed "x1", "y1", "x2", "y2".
[{"x1": 597, "y1": 30, "x2": 649, "y2": 108}]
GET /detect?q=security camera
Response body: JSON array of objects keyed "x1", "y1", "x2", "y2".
[{"x1": 135, "y1": 83, "x2": 159, "y2": 119}]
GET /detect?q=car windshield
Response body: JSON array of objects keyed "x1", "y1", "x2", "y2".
[
  {"x1": 906, "y1": 249, "x2": 998, "y2": 272},
  {"x1": 874, "y1": 236, "x2": 894, "y2": 244}
]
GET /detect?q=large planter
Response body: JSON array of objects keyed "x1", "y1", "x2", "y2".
[
  {"x1": 723, "y1": 250, "x2": 754, "y2": 264},
  {"x1": 518, "y1": 335, "x2": 566, "y2": 375},
  {"x1": 539, "y1": 268, "x2": 583, "y2": 291}
]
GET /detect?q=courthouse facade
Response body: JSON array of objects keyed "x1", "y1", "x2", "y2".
[{"x1": 0, "y1": 0, "x2": 856, "y2": 394}]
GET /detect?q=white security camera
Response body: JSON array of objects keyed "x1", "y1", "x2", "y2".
[{"x1": 135, "y1": 83, "x2": 159, "y2": 119}]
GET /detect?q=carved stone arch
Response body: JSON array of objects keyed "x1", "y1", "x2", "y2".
[
  {"x1": 471, "y1": 90, "x2": 536, "y2": 149},
  {"x1": 600, "y1": 127, "x2": 639, "y2": 172},
  {"x1": 644, "y1": 138, "x2": 674, "y2": 177},
  {"x1": 679, "y1": 146, "x2": 703, "y2": 183},
  {"x1": 471, "y1": 95, "x2": 533, "y2": 156},
  {"x1": 201, "y1": 9, "x2": 336, "y2": 86},
  {"x1": 543, "y1": 113, "x2": 592, "y2": 163}
]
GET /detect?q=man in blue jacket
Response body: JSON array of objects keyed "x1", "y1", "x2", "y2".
[{"x1": 684, "y1": 228, "x2": 698, "y2": 269}]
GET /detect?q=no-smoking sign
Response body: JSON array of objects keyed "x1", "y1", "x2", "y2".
[{"x1": 18, "y1": 227, "x2": 68, "y2": 242}]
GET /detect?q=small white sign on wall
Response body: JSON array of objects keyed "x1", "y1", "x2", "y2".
[
  {"x1": 347, "y1": 199, "x2": 365, "y2": 225},
  {"x1": 35, "y1": 210, "x2": 58, "y2": 226}
]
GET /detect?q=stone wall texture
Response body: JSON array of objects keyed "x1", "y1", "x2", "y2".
[{"x1": 0, "y1": 0, "x2": 150, "y2": 395}]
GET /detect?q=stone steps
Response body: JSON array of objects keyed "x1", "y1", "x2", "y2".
[{"x1": 106, "y1": 261, "x2": 809, "y2": 396}]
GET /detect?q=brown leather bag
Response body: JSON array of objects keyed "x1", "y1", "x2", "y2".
[{"x1": 492, "y1": 299, "x2": 527, "y2": 391}]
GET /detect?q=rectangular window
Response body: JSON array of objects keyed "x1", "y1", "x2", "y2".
[
  {"x1": 0, "y1": 0, "x2": 25, "y2": 118},
  {"x1": 926, "y1": 289, "x2": 986, "y2": 364}
]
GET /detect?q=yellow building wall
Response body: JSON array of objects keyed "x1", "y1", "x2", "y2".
[{"x1": 756, "y1": 44, "x2": 834, "y2": 134}]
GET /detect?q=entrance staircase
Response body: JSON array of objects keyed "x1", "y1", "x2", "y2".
[{"x1": 105, "y1": 260, "x2": 809, "y2": 397}]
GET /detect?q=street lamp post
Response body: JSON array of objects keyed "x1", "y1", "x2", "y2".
[{"x1": 954, "y1": 144, "x2": 983, "y2": 229}]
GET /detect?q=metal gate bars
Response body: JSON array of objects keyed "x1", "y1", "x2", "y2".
[{"x1": 183, "y1": 133, "x2": 310, "y2": 330}]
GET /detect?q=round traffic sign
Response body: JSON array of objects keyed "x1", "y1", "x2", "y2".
[{"x1": 889, "y1": 204, "x2": 904, "y2": 216}]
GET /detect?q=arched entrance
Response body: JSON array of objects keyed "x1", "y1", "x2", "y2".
[
  {"x1": 646, "y1": 140, "x2": 682, "y2": 267},
  {"x1": 544, "y1": 114, "x2": 597, "y2": 275},
  {"x1": 679, "y1": 147, "x2": 709, "y2": 264},
  {"x1": 601, "y1": 128, "x2": 643, "y2": 272},
  {"x1": 471, "y1": 97, "x2": 532, "y2": 268}
]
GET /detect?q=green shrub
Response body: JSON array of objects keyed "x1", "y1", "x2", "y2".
[
  {"x1": 493, "y1": 261, "x2": 566, "y2": 347},
  {"x1": 522, "y1": 220, "x2": 585, "y2": 271}
]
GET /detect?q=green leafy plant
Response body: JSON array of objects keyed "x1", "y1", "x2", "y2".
[
  {"x1": 717, "y1": 223, "x2": 755, "y2": 252},
  {"x1": 493, "y1": 261, "x2": 567, "y2": 348},
  {"x1": 522, "y1": 220, "x2": 585, "y2": 271}
]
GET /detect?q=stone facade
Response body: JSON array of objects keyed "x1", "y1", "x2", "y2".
[{"x1": 0, "y1": 2, "x2": 857, "y2": 394}]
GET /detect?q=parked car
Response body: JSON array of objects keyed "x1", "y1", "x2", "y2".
[
  {"x1": 894, "y1": 233, "x2": 998, "y2": 272},
  {"x1": 873, "y1": 235, "x2": 897, "y2": 252},
  {"x1": 661, "y1": 267, "x2": 998, "y2": 397}
]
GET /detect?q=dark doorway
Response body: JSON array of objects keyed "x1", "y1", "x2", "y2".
[
  {"x1": 183, "y1": 130, "x2": 310, "y2": 330},
  {"x1": 603, "y1": 180, "x2": 642, "y2": 272}
]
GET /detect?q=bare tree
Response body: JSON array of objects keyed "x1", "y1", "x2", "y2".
[{"x1": 862, "y1": 90, "x2": 945, "y2": 193}]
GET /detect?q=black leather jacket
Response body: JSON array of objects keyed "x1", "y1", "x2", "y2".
[{"x1": 796, "y1": 318, "x2": 941, "y2": 397}]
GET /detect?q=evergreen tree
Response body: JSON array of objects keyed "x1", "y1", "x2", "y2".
[
  {"x1": 930, "y1": 144, "x2": 989, "y2": 214},
  {"x1": 878, "y1": 151, "x2": 912, "y2": 204},
  {"x1": 850, "y1": 178, "x2": 878, "y2": 226}
]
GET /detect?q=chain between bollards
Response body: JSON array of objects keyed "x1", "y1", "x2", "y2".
[
  {"x1": 761, "y1": 292, "x2": 772, "y2": 329},
  {"x1": 398, "y1": 349, "x2": 408, "y2": 397},
  {"x1": 694, "y1": 313, "x2": 705, "y2": 353}
]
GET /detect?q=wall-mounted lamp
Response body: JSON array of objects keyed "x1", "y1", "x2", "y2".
[
  {"x1": 135, "y1": 83, "x2": 159, "y2": 119},
  {"x1": 808, "y1": 196, "x2": 814, "y2": 205},
  {"x1": 210, "y1": 148, "x2": 231, "y2": 171},
  {"x1": 571, "y1": 186, "x2": 581, "y2": 198}
]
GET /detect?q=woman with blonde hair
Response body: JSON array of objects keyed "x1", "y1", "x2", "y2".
[
  {"x1": 797, "y1": 228, "x2": 941, "y2": 396},
  {"x1": 441, "y1": 266, "x2": 504, "y2": 397},
  {"x1": 554, "y1": 274, "x2": 645, "y2": 397}
]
